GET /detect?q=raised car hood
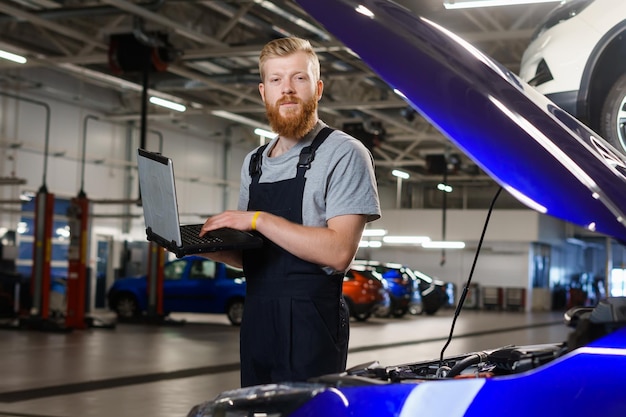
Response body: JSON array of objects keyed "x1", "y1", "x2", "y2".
[{"x1": 296, "y1": 0, "x2": 626, "y2": 243}]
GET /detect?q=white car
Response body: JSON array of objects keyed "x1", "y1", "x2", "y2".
[{"x1": 519, "y1": 0, "x2": 626, "y2": 154}]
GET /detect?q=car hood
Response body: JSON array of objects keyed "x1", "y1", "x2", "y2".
[{"x1": 296, "y1": 0, "x2": 626, "y2": 243}]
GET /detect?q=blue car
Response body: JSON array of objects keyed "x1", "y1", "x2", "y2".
[
  {"x1": 185, "y1": 0, "x2": 626, "y2": 415},
  {"x1": 354, "y1": 260, "x2": 413, "y2": 318},
  {"x1": 107, "y1": 256, "x2": 246, "y2": 325}
]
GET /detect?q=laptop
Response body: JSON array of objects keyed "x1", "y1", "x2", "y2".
[{"x1": 136, "y1": 148, "x2": 263, "y2": 258}]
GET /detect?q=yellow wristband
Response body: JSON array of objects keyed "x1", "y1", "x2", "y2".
[{"x1": 251, "y1": 211, "x2": 261, "y2": 231}]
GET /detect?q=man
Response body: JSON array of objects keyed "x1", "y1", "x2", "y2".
[{"x1": 201, "y1": 37, "x2": 380, "y2": 387}]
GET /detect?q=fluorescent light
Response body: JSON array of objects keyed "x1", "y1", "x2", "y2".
[
  {"x1": 422, "y1": 241, "x2": 466, "y2": 249},
  {"x1": 212, "y1": 110, "x2": 272, "y2": 130},
  {"x1": 383, "y1": 236, "x2": 431, "y2": 244},
  {"x1": 254, "y1": 128, "x2": 278, "y2": 139},
  {"x1": 392, "y1": 169, "x2": 410, "y2": 179},
  {"x1": 359, "y1": 240, "x2": 382, "y2": 248},
  {"x1": 437, "y1": 183, "x2": 453, "y2": 192},
  {"x1": 0, "y1": 49, "x2": 27, "y2": 64},
  {"x1": 362, "y1": 229, "x2": 387, "y2": 237},
  {"x1": 444, "y1": 0, "x2": 561, "y2": 9},
  {"x1": 149, "y1": 96, "x2": 186, "y2": 112}
]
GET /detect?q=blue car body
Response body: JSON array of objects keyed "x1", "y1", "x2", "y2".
[
  {"x1": 187, "y1": 0, "x2": 626, "y2": 415},
  {"x1": 107, "y1": 256, "x2": 246, "y2": 325},
  {"x1": 354, "y1": 260, "x2": 413, "y2": 317}
]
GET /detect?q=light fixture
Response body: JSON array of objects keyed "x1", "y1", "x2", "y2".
[
  {"x1": 359, "y1": 240, "x2": 382, "y2": 248},
  {"x1": 149, "y1": 96, "x2": 186, "y2": 112},
  {"x1": 444, "y1": 0, "x2": 561, "y2": 9},
  {"x1": 212, "y1": 110, "x2": 272, "y2": 130},
  {"x1": 383, "y1": 236, "x2": 431, "y2": 244},
  {"x1": 422, "y1": 241, "x2": 466, "y2": 249},
  {"x1": 0, "y1": 49, "x2": 27, "y2": 64},
  {"x1": 362, "y1": 229, "x2": 387, "y2": 237},
  {"x1": 437, "y1": 183, "x2": 453, "y2": 193},
  {"x1": 392, "y1": 169, "x2": 410, "y2": 209},
  {"x1": 392, "y1": 169, "x2": 410, "y2": 179},
  {"x1": 254, "y1": 128, "x2": 278, "y2": 140}
]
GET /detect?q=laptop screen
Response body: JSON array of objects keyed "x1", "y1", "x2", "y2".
[{"x1": 137, "y1": 149, "x2": 183, "y2": 247}]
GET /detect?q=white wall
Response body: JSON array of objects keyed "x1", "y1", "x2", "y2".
[
  {"x1": 0, "y1": 91, "x2": 257, "y2": 243},
  {"x1": 1, "y1": 90, "x2": 619, "y2": 312}
]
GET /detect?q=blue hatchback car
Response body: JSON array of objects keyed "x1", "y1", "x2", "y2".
[
  {"x1": 185, "y1": 0, "x2": 626, "y2": 415},
  {"x1": 107, "y1": 256, "x2": 246, "y2": 325},
  {"x1": 353, "y1": 260, "x2": 413, "y2": 318}
]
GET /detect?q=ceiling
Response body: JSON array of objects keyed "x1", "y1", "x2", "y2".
[{"x1": 0, "y1": 0, "x2": 559, "y2": 192}]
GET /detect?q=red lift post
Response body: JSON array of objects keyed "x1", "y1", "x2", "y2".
[{"x1": 66, "y1": 195, "x2": 90, "y2": 329}]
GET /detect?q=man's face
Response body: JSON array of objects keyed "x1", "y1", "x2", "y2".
[{"x1": 259, "y1": 51, "x2": 323, "y2": 139}]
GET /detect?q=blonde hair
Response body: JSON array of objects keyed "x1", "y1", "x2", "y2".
[{"x1": 258, "y1": 37, "x2": 320, "y2": 82}]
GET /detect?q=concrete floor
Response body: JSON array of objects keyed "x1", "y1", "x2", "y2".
[{"x1": 0, "y1": 309, "x2": 571, "y2": 417}]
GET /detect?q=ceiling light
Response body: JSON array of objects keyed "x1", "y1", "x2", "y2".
[
  {"x1": 383, "y1": 236, "x2": 431, "y2": 244},
  {"x1": 212, "y1": 110, "x2": 272, "y2": 130},
  {"x1": 437, "y1": 183, "x2": 453, "y2": 192},
  {"x1": 359, "y1": 240, "x2": 382, "y2": 248},
  {"x1": 362, "y1": 228, "x2": 387, "y2": 237},
  {"x1": 0, "y1": 49, "x2": 27, "y2": 64},
  {"x1": 392, "y1": 169, "x2": 410, "y2": 179},
  {"x1": 254, "y1": 128, "x2": 278, "y2": 140},
  {"x1": 422, "y1": 241, "x2": 466, "y2": 249},
  {"x1": 149, "y1": 96, "x2": 186, "y2": 112},
  {"x1": 444, "y1": 0, "x2": 561, "y2": 9}
]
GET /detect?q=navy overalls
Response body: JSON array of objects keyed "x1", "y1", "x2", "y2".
[{"x1": 240, "y1": 127, "x2": 349, "y2": 387}]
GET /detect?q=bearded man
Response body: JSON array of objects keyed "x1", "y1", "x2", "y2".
[{"x1": 200, "y1": 37, "x2": 381, "y2": 387}]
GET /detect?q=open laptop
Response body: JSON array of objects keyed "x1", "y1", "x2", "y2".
[{"x1": 136, "y1": 148, "x2": 263, "y2": 258}]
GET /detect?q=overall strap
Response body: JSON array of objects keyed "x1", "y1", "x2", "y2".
[
  {"x1": 296, "y1": 127, "x2": 334, "y2": 177},
  {"x1": 248, "y1": 127, "x2": 335, "y2": 182},
  {"x1": 249, "y1": 143, "x2": 269, "y2": 184}
]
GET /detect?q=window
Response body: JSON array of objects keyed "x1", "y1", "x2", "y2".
[
  {"x1": 164, "y1": 260, "x2": 187, "y2": 280},
  {"x1": 190, "y1": 260, "x2": 216, "y2": 279}
]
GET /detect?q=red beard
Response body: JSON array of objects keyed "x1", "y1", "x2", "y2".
[{"x1": 265, "y1": 95, "x2": 318, "y2": 139}]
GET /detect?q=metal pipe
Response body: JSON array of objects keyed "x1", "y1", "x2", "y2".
[{"x1": 0, "y1": 91, "x2": 51, "y2": 192}]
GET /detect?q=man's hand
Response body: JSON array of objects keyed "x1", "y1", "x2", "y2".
[{"x1": 200, "y1": 210, "x2": 258, "y2": 234}]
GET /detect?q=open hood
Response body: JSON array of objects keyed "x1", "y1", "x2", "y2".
[{"x1": 296, "y1": 0, "x2": 626, "y2": 243}]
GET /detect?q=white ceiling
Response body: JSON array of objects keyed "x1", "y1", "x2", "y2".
[{"x1": 0, "y1": 0, "x2": 558, "y2": 193}]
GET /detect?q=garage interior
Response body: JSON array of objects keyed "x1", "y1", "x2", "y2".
[{"x1": 0, "y1": 1, "x2": 625, "y2": 417}]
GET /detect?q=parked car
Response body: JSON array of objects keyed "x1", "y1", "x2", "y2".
[
  {"x1": 342, "y1": 266, "x2": 389, "y2": 321},
  {"x1": 353, "y1": 260, "x2": 413, "y2": 318},
  {"x1": 519, "y1": 0, "x2": 626, "y2": 154},
  {"x1": 107, "y1": 256, "x2": 246, "y2": 325},
  {"x1": 409, "y1": 269, "x2": 450, "y2": 316},
  {"x1": 185, "y1": 0, "x2": 626, "y2": 416}
]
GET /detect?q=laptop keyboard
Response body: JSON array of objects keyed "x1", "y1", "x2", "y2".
[{"x1": 180, "y1": 224, "x2": 223, "y2": 245}]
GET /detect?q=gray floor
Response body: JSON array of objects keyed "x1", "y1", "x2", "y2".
[{"x1": 0, "y1": 309, "x2": 571, "y2": 417}]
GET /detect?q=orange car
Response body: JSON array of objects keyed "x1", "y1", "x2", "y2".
[{"x1": 342, "y1": 266, "x2": 389, "y2": 321}]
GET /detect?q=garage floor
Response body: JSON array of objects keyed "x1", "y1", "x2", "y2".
[{"x1": 0, "y1": 309, "x2": 571, "y2": 417}]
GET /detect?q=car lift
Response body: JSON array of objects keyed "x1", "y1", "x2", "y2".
[{"x1": 12, "y1": 190, "x2": 116, "y2": 332}]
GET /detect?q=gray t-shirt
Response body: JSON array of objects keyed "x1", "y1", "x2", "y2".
[{"x1": 238, "y1": 121, "x2": 381, "y2": 227}]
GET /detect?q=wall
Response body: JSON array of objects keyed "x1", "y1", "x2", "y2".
[{"x1": 1, "y1": 89, "x2": 620, "y2": 312}]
